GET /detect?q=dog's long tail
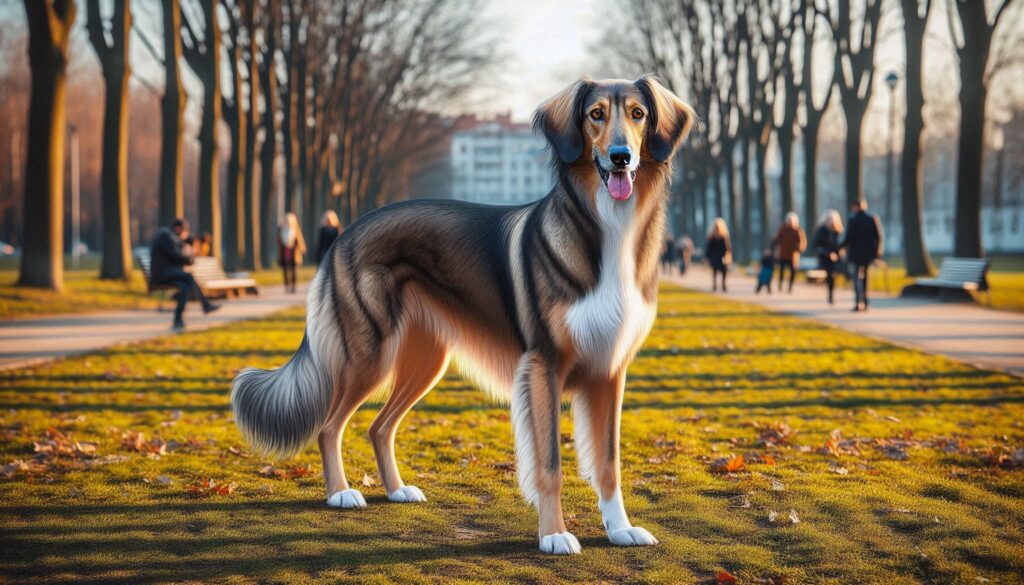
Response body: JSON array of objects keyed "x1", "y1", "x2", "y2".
[{"x1": 230, "y1": 272, "x2": 336, "y2": 459}]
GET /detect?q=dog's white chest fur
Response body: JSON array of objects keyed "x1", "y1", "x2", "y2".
[{"x1": 565, "y1": 191, "x2": 655, "y2": 374}]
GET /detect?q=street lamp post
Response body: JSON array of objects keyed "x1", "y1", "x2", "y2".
[{"x1": 885, "y1": 71, "x2": 899, "y2": 254}]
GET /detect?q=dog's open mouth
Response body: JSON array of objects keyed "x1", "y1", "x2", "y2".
[{"x1": 596, "y1": 162, "x2": 636, "y2": 201}]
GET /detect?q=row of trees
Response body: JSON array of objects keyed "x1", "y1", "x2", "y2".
[
  {"x1": 614, "y1": 0, "x2": 1018, "y2": 272},
  {"x1": 18, "y1": 0, "x2": 490, "y2": 290}
]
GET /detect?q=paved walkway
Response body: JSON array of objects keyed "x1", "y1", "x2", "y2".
[
  {"x1": 665, "y1": 265, "x2": 1024, "y2": 378},
  {"x1": 0, "y1": 284, "x2": 309, "y2": 371}
]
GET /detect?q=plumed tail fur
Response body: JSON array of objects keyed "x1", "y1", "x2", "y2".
[{"x1": 230, "y1": 334, "x2": 333, "y2": 459}]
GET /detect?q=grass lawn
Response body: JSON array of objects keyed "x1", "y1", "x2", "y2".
[
  {"x1": 0, "y1": 255, "x2": 316, "y2": 319},
  {"x1": 1, "y1": 284, "x2": 1022, "y2": 583}
]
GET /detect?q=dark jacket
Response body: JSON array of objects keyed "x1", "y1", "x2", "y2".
[
  {"x1": 842, "y1": 211, "x2": 883, "y2": 265},
  {"x1": 813, "y1": 225, "x2": 841, "y2": 269},
  {"x1": 316, "y1": 226, "x2": 340, "y2": 264},
  {"x1": 705, "y1": 235, "x2": 731, "y2": 268},
  {"x1": 150, "y1": 227, "x2": 193, "y2": 284}
]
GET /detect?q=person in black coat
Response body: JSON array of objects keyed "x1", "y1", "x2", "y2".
[
  {"x1": 316, "y1": 210, "x2": 342, "y2": 265},
  {"x1": 812, "y1": 210, "x2": 844, "y2": 305},
  {"x1": 841, "y1": 199, "x2": 884, "y2": 312},
  {"x1": 705, "y1": 218, "x2": 732, "y2": 292},
  {"x1": 150, "y1": 218, "x2": 220, "y2": 330}
]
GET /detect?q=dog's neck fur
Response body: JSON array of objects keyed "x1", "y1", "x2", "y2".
[{"x1": 557, "y1": 159, "x2": 670, "y2": 302}]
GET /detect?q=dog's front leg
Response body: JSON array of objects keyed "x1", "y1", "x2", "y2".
[
  {"x1": 573, "y1": 371, "x2": 658, "y2": 547},
  {"x1": 511, "y1": 351, "x2": 579, "y2": 555}
]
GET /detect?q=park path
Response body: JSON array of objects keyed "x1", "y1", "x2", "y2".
[
  {"x1": 665, "y1": 265, "x2": 1024, "y2": 378},
  {"x1": 0, "y1": 284, "x2": 309, "y2": 371}
]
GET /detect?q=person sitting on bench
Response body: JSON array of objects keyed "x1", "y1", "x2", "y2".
[{"x1": 150, "y1": 218, "x2": 221, "y2": 331}]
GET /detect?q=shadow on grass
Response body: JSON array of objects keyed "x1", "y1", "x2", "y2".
[{"x1": 0, "y1": 499, "x2": 614, "y2": 583}]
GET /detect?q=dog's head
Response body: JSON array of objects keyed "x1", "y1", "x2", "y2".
[{"x1": 533, "y1": 76, "x2": 695, "y2": 202}]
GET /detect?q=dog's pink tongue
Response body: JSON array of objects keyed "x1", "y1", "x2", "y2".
[{"x1": 607, "y1": 172, "x2": 633, "y2": 200}]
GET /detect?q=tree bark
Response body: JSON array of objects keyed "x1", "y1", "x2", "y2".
[
  {"x1": 222, "y1": 0, "x2": 246, "y2": 271},
  {"x1": 19, "y1": 0, "x2": 77, "y2": 291},
  {"x1": 899, "y1": 0, "x2": 935, "y2": 275},
  {"x1": 158, "y1": 0, "x2": 185, "y2": 227},
  {"x1": 954, "y1": 80, "x2": 986, "y2": 257},
  {"x1": 87, "y1": 0, "x2": 133, "y2": 280},
  {"x1": 242, "y1": 1, "x2": 260, "y2": 270},
  {"x1": 802, "y1": 122, "x2": 820, "y2": 225},
  {"x1": 843, "y1": 102, "x2": 865, "y2": 208},
  {"x1": 739, "y1": 137, "x2": 752, "y2": 265},
  {"x1": 259, "y1": 0, "x2": 279, "y2": 269},
  {"x1": 194, "y1": 0, "x2": 222, "y2": 260}
]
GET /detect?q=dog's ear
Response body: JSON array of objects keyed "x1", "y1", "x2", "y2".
[
  {"x1": 533, "y1": 79, "x2": 593, "y2": 164},
  {"x1": 635, "y1": 76, "x2": 696, "y2": 163}
]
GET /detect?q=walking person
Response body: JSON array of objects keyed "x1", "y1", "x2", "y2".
[
  {"x1": 661, "y1": 237, "x2": 675, "y2": 273},
  {"x1": 772, "y1": 211, "x2": 806, "y2": 293},
  {"x1": 841, "y1": 198, "x2": 884, "y2": 312},
  {"x1": 755, "y1": 248, "x2": 774, "y2": 294},
  {"x1": 316, "y1": 211, "x2": 342, "y2": 265},
  {"x1": 149, "y1": 218, "x2": 220, "y2": 331},
  {"x1": 705, "y1": 218, "x2": 732, "y2": 292},
  {"x1": 278, "y1": 212, "x2": 307, "y2": 294},
  {"x1": 676, "y1": 235, "x2": 693, "y2": 275},
  {"x1": 812, "y1": 210, "x2": 844, "y2": 305}
]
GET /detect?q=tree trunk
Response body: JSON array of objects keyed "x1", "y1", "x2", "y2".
[
  {"x1": 778, "y1": 132, "x2": 794, "y2": 217},
  {"x1": 195, "y1": 0, "x2": 222, "y2": 260},
  {"x1": 755, "y1": 135, "x2": 770, "y2": 250},
  {"x1": 19, "y1": 0, "x2": 76, "y2": 291},
  {"x1": 87, "y1": 0, "x2": 133, "y2": 280},
  {"x1": 899, "y1": 0, "x2": 935, "y2": 275},
  {"x1": 242, "y1": 3, "x2": 260, "y2": 270},
  {"x1": 843, "y1": 101, "x2": 864, "y2": 208},
  {"x1": 259, "y1": 1, "x2": 279, "y2": 269},
  {"x1": 223, "y1": 32, "x2": 246, "y2": 272},
  {"x1": 803, "y1": 122, "x2": 820, "y2": 226},
  {"x1": 158, "y1": 0, "x2": 185, "y2": 227},
  {"x1": 954, "y1": 79, "x2": 986, "y2": 258},
  {"x1": 739, "y1": 137, "x2": 752, "y2": 265}
]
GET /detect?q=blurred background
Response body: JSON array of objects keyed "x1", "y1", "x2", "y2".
[{"x1": 0, "y1": 0, "x2": 1022, "y2": 290}]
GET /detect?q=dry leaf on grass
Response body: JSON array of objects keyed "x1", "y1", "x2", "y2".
[
  {"x1": 716, "y1": 569, "x2": 738, "y2": 584},
  {"x1": 258, "y1": 465, "x2": 311, "y2": 480},
  {"x1": 711, "y1": 454, "x2": 745, "y2": 474},
  {"x1": 186, "y1": 478, "x2": 236, "y2": 498},
  {"x1": 361, "y1": 472, "x2": 376, "y2": 487}
]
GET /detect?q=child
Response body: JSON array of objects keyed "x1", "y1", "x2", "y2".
[{"x1": 756, "y1": 248, "x2": 774, "y2": 294}]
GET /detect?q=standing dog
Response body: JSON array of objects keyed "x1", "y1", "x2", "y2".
[{"x1": 232, "y1": 77, "x2": 695, "y2": 555}]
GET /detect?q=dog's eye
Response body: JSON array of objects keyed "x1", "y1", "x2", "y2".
[
  {"x1": 589, "y1": 109, "x2": 604, "y2": 121},
  {"x1": 631, "y1": 107, "x2": 645, "y2": 120}
]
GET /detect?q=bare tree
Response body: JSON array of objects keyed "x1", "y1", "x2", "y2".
[
  {"x1": 774, "y1": 2, "x2": 802, "y2": 218},
  {"x1": 86, "y1": 0, "x2": 133, "y2": 280},
  {"x1": 19, "y1": 0, "x2": 77, "y2": 291},
  {"x1": 221, "y1": 0, "x2": 246, "y2": 271},
  {"x1": 158, "y1": 0, "x2": 185, "y2": 226},
  {"x1": 241, "y1": 0, "x2": 260, "y2": 270},
  {"x1": 898, "y1": 0, "x2": 935, "y2": 275},
  {"x1": 259, "y1": 0, "x2": 280, "y2": 268},
  {"x1": 798, "y1": 0, "x2": 834, "y2": 225},
  {"x1": 182, "y1": 0, "x2": 222, "y2": 260},
  {"x1": 820, "y1": 0, "x2": 884, "y2": 208},
  {"x1": 946, "y1": 0, "x2": 1018, "y2": 257}
]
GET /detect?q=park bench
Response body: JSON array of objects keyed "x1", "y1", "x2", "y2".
[
  {"x1": 900, "y1": 257, "x2": 990, "y2": 303},
  {"x1": 134, "y1": 250, "x2": 259, "y2": 311}
]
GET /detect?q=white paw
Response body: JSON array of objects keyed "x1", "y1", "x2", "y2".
[
  {"x1": 608, "y1": 526, "x2": 659, "y2": 546},
  {"x1": 326, "y1": 489, "x2": 367, "y2": 509},
  {"x1": 539, "y1": 531, "x2": 582, "y2": 555},
  {"x1": 388, "y1": 485, "x2": 427, "y2": 503}
]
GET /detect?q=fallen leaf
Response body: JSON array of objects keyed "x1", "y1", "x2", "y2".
[
  {"x1": 711, "y1": 454, "x2": 745, "y2": 474},
  {"x1": 885, "y1": 415, "x2": 901, "y2": 423},
  {"x1": 187, "y1": 478, "x2": 236, "y2": 498},
  {"x1": 729, "y1": 494, "x2": 752, "y2": 508},
  {"x1": 828, "y1": 463, "x2": 849, "y2": 475},
  {"x1": 768, "y1": 509, "x2": 779, "y2": 523},
  {"x1": 716, "y1": 570, "x2": 738, "y2": 584},
  {"x1": 770, "y1": 478, "x2": 785, "y2": 491},
  {"x1": 361, "y1": 472, "x2": 376, "y2": 487},
  {"x1": 788, "y1": 509, "x2": 800, "y2": 524}
]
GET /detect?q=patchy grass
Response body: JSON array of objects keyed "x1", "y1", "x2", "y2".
[
  {"x1": 0, "y1": 264, "x2": 316, "y2": 320},
  {"x1": 1, "y1": 284, "x2": 1022, "y2": 584}
]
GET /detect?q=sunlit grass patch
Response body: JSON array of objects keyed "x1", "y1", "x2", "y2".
[{"x1": 0, "y1": 284, "x2": 1022, "y2": 583}]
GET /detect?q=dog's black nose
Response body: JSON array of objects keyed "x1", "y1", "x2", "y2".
[{"x1": 609, "y1": 146, "x2": 631, "y2": 168}]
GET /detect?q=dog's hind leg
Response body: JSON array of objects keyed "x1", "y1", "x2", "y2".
[
  {"x1": 321, "y1": 349, "x2": 396, "y2": 509},
  {"x1": 572, "y1": 370, "x2": 658, "y2": 547},
  {"x1": 369, "y1": 323, "x2": 449, "y2": 503}
]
